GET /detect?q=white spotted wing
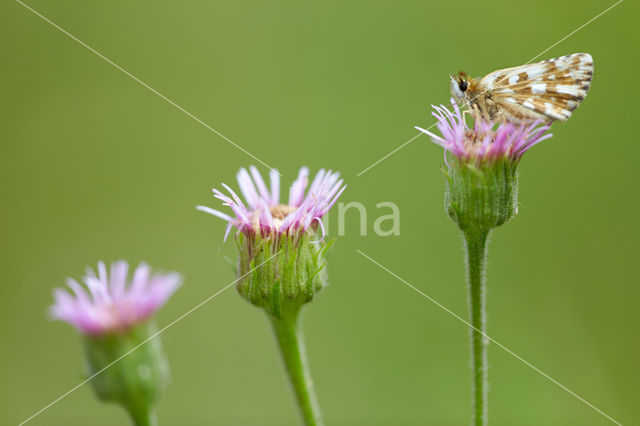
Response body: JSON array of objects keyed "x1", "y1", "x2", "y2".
[{"x1": 478, "y1": 53, "x2": 594, "y2": 122}]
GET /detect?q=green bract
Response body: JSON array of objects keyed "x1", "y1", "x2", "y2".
[
  {"x1": 444, "y1": 158, "x2": 518, "y2": 232},
  {"x1": 236, "y1": 232, "x2": 333, "y2": 319},
  {"x1": 83, "y1": 322, "x2": 168, "y2": 426}
]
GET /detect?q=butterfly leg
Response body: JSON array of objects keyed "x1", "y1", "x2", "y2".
[
  {"x1": 469, "y1": 104, "x2": 486, "y2": 123},
  {"x1": 462, "y1": 108, "x2": 476, "y2": 125}
]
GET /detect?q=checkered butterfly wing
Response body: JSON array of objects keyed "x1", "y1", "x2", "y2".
[{"x1": 479, "y1": 53, "x2": 594, "y2": 122}]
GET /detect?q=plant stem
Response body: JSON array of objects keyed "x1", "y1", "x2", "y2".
[
  {"x1": 127, "y1": 406, "x2": 157, "y2": 426},
  {"x1": 270, "y1": 312, "x2": 324, "y2": 426},
  {"x1": 464, "y1": 228, "x2": 490, "y2": 426}
]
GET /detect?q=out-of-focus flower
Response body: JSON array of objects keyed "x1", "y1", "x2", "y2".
[
  {"x1": 51, "y1": 261, "x2": 181, "y2": 335},
  {"x1": 50, "y1": 261, "x2": 181, "y2": 426}
]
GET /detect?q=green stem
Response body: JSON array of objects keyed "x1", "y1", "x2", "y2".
[
  {"x1": 270, "y1": 312, "x2": 324, "y2": 426},
  {"x1": 126, "y1": 406, "x2": 157, "y2": 426},
  {"x1": 464, "y1": 228, "x2": 490, "y2": 426}
]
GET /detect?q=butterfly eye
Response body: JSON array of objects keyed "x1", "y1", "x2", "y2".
[{"x1": 459, "y1": 80, "x2": 469, "y2": 92}]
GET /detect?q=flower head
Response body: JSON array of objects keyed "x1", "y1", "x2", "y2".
[
  {"x1": 197, "y1": 166, "x2": 346, "y2": 241},
  {"x1": 51, "y1": 261, "x2": 181, "y2": 335},
  {"x1": 198, "y1": 166, "x2": 346, "y2": 316},
  {"x1": 416, "y1": 99, "x2": 553, "y2": 163}
]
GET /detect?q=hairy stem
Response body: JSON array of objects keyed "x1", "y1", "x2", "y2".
[
  {"x1": 270, "y1": 313, "x2": 324, "y2": 426},
  {"x1": 464, "y1": 228, "x2": 490, "y2": 426}
]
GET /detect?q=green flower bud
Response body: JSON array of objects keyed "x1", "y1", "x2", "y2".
[
  {"x1": 236, "y1": 232, "x2": 332, "y2": 319},
  {"x1": 444, "y1": 158, "x2": 518, "y2": 232},
  {"x1": 83, "y1": 322, "x2": 168, "y2": 426}
]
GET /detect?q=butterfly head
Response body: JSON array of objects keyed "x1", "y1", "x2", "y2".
[{"x1": 450, "y1": 72, "x2": 470, "y2": 103}]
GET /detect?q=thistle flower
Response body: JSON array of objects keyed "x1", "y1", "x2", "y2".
[
  {"x1": 198, "y1": 166, "x2": 346, "y2": 426},
  {"x1": 197, "y1": 166, "x2": 345, "y2": 242},
  {"x1": 197, "y1": 165, "x2": 346, "y2": 314},
  {"x1": 416, "y1": 99, "x2": 552, "y2": 163},
  {"x1": 51, "y1": 261, "x2": 181, "y2": 426},
  {"x1": 416, "y1": 99, "x2": 553, "y2": 231},
  {"x1": 51, "y1": 261, "x2": 181, "y2": 335},
  {"x1": 416, "y1": 101, "x2": 555, "y2": 426}
]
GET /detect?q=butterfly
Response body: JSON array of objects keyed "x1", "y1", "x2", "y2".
[{"x1": 450, "y1": 53, "x2": 594, "y2": 124}]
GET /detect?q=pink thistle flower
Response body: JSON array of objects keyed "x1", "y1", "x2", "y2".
[
  {"x1": 50, "y1": 261, "x2": 181, "y2": 335},
  {"x1": 197, "y1": 166, "x2": 346, "y2": 241},
  {"x1": 416, "y1": 99, "x2": 553, "y2": 162}
]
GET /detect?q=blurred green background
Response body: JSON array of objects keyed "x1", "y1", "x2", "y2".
[{"x1": 1, "y1": 0, "x2": 638, "y2": 424}]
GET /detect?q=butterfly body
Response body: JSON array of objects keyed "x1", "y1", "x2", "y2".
[{"x1": 450, "y1": 53, "x2": 594, "y2": 124}]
